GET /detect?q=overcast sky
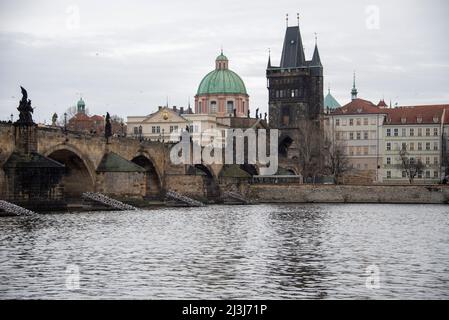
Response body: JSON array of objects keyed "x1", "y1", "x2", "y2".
[{"x1": 1, "y1": 0, "x2": 448, "y2": 124}]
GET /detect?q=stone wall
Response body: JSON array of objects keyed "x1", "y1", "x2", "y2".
[
  {"x1": 96, "y1": 171, "x2": 146, "y2": 198},
  {"x1": 165, "y1": 175, "x2": 206, "y2": 199},
  {"x1": 249, "y1": 184, "x2": 449, "y2": 204}
]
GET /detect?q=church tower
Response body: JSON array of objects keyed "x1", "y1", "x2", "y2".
[{"x1": 267, "y1": 15, "x2": 324, "y2": 159}]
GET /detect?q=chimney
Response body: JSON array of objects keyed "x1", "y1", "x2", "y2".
[
  {"x1": 158, "y1": 106, "x2": 162, "y2": 111},
  {"x1": 173, "y1": 106, "x2": 177, "y2": 111},
  {"x1": 180, "y1": 107, "x2": 184, "y2": 114}
]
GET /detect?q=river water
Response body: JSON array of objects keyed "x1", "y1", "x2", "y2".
[{"x1": 0, "y1": 204, "x2": 448, "y2": 299}]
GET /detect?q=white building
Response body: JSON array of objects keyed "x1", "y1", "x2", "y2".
[
  {"x1": 381, "y1": 105, "x2": 449, "y2": 183},
  {"x1": 324, "y1": 98, "x2": 387, "y2": 183}
]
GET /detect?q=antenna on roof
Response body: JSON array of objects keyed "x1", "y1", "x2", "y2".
[
  {"x1": 297, "y1": 12, "x2": 299, "y2": 26},
  {"x1": 286, "y1": 13, "x2": 288, "y2": 27}
]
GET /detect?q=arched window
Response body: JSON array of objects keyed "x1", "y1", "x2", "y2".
[
  {"x1": 199, "y1": 101, "x2": 202, "y2": 113},
  {"x1": 226, "y1": 101, "x2": 234, "y2": 115},
  {"x1": 210, "y1": 101, "x2": 217, "y2": 114}
]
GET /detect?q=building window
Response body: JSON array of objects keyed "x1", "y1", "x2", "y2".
[
  {"x1": 426, "y1": 171, "x2": 431, "y2": 178},
  {"x1": 363, "y1": 147, "x2": 369, "y2": 155},
  {"x1": 434, "y1": 171, "x2": 439, "y2": 178},
  {"x1": 133, "y1": 127, "x2": 139, "y2": 135},
  {"x1": 336, "y1": 119, "x2": 340, "y2": 126},
  {"x1": 349, "y1": 119, "x2": 354, "y2": 126},
  {"x1": 386, "y1": 128, "x2": 391, "y2": 137},
  {"x1": 152, "y1": 126, "x2": 156, "y2": 134},
  {"x1": 226, "y1": 101, "x2": 234, "y2": 114},
  {"x1": 410, "y1": 142, "x2": 415, "y2": 151},
  {"x1": 394, "y1": 128, "x2": 399, "y2": 136},
  {"x1": 356, "y1": 118, "x2": 361, "y2": 126},
  {"x1": 356, "y1": 132, "x2": 361, "y2": 140},
  {"x1": 199, "y1": 101, "x2": 202, "y2": 112},
  {"x1": 364, "y1": 131, "x2": 368, "y2": 140},
  {"x1": 418, "y1": 128, "x2": 422, "y2": 136},
  {"x1": 410, "y1": 128, "x2": 414, "y2": 136},
  {"x1": 434, "y1": 142, "x2": 438, "y2": 150},
  {"x1": 402, "y1": 171, "x2": 407, "y2": 178},
  {"x1": 434, "y1": 128, "x2": 438, "y2": 136},
  {"x1": 418, "y1": 142, "x2": 422, "y2": 151},
  {"x1": 434, "y1": 157, "x2": 439, "y2": 165},
  {"x1": 210, "y1": 101, "x2": 217, "y2": 114},
  {"x1": 402, "y1": 142, "x2": 407, "y2": 150},
  {"x1": 426, "y1": 142, "x2": 431, "y2": 151},
  {"x1": 426, "y1": 128, "x2": 430, "y2": 136},
  {"x1": 386, "y1": 157, "x2": 391, "y2": 165},
  {"x1": 349, "y1": 132, "x2": 354, "y2": 140},
  {"x1": 426, "y1": 157, "x2": 430, "y2": 165},
  {"x1": 386, "y1": 142, "x2": 391, "y2": 151},
  {"x1": 363, "y1": 118, "x2": 368, "y2": 125},
  {"x1": 402, "y1": 128, "x2": 406, "y2": 136},
  {"x1": 387, "y1": 171, "x2": 391, "y2": 179}
]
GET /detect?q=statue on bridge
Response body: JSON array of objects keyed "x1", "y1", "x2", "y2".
[
  {"x1": 105, "y1": 112, "x2": 112, "y2": 142},
  {"x1": 16, "y1": 86, "x2": 34, "y2": 125}
]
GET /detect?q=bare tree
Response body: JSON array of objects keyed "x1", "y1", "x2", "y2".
[
  {"x1": 324, "y1": 138, "x2": 351, "y2": 184},
  {"x1": 399, "y1": 149, "x2": 424, "y2": 184},
  {"x1": 297, "y1": 119, "x2": 323, "y2": 183}
]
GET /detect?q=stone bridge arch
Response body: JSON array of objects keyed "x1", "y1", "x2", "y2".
[
  {"x1": 42, "y1": 143, "x2": 97, "y2": 198},
  {"x1": 130, "y1": 151, "x2": 163, "y2": 198}
]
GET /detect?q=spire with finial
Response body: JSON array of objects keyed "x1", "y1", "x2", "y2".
[
  {"x1": 267, "y1": 48, "x2": 271, "y2": 68},
  {"x1": 310, "y1": 33, "x2": 322, "y2": 67},
  {"x1": 351, "y1": 71, "x2": 358, "y2": 100}
]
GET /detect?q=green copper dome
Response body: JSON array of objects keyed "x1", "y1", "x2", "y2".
[
  {"x1": 216, "y1": 53, "x2": 228, "y2": 61},
  {"x1": 324, "y1": 91, "x2": 340, "y2": 110},
  {"x1": 197, "y1": 52, "x2": 247, "y2": 96},
  {"x1": 197, "y1": 69, "x2": 247, "y2": 95},
  {"x1": 77, "y1": 98, "x2": 85, "y2": 107}
]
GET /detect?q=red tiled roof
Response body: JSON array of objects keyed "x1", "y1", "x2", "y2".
[
  {"x1": 384, "y1": 104, "x2": 449, "y2": 125},
  {"x1": 71, "y1": 113, "x2": 90, "y2": 121},
  {"x1": 90, "y1": 115, "x2": 104, "y2": 121},
  {"x1": 331, "y1": 98, "x2": 384, "y2": 115},
  {"x1": 377, "y1": 99, "x2": 388, "y2": 108}
]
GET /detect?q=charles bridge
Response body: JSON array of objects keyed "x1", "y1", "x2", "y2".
[{"x1": 0, "y1": 121, "x2": 261, "y2": 206}]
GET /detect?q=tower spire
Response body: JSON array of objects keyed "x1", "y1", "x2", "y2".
[
  {"x1": 351, "y1": 71, "x2": 358, "y2": 100},
  {"x1": 267, "y1": 48, "x2": 271, "y2": 68},
  {"x1": 286, "y1": 13, "x2": 288, "y2": 27},
  {"x1": 297, "y1": 12, "x2": 299, "y2": 26}
]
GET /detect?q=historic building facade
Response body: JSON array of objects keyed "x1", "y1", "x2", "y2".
[
  {"x1": 195, "y1": 52, "x2": 249, "y2": 117},
  {"x1": 267, "y1": 22, "x2": 324, "y2": 161},
  {"x1": 381, "y1": 105, "x2": 449, "y2": 184}
]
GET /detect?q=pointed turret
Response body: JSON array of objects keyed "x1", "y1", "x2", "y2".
[
  {"x1": 310, "y1": 44, "x2": 322, "y2": 67},
  {"x1": 267, "y1": 49, "x2": 272, "y2": 68}
]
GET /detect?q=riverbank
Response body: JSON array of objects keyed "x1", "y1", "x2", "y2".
[{"x1": 248, "y1": 184, "x2": 449, "y2": 204}]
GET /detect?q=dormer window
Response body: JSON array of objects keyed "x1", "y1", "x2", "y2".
[
  {"x1": 357, "y1": 108, "x2": 362, "y2": 113},
  {"x1": 433, "y1": 116, "x2": 439, "y2": 123},
  {"x1": 417, "y1": 116, "x2": 423, "y2": 124},
  {"x1": 401, "y1": 117, "x2": 407, "y2": 124}
]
